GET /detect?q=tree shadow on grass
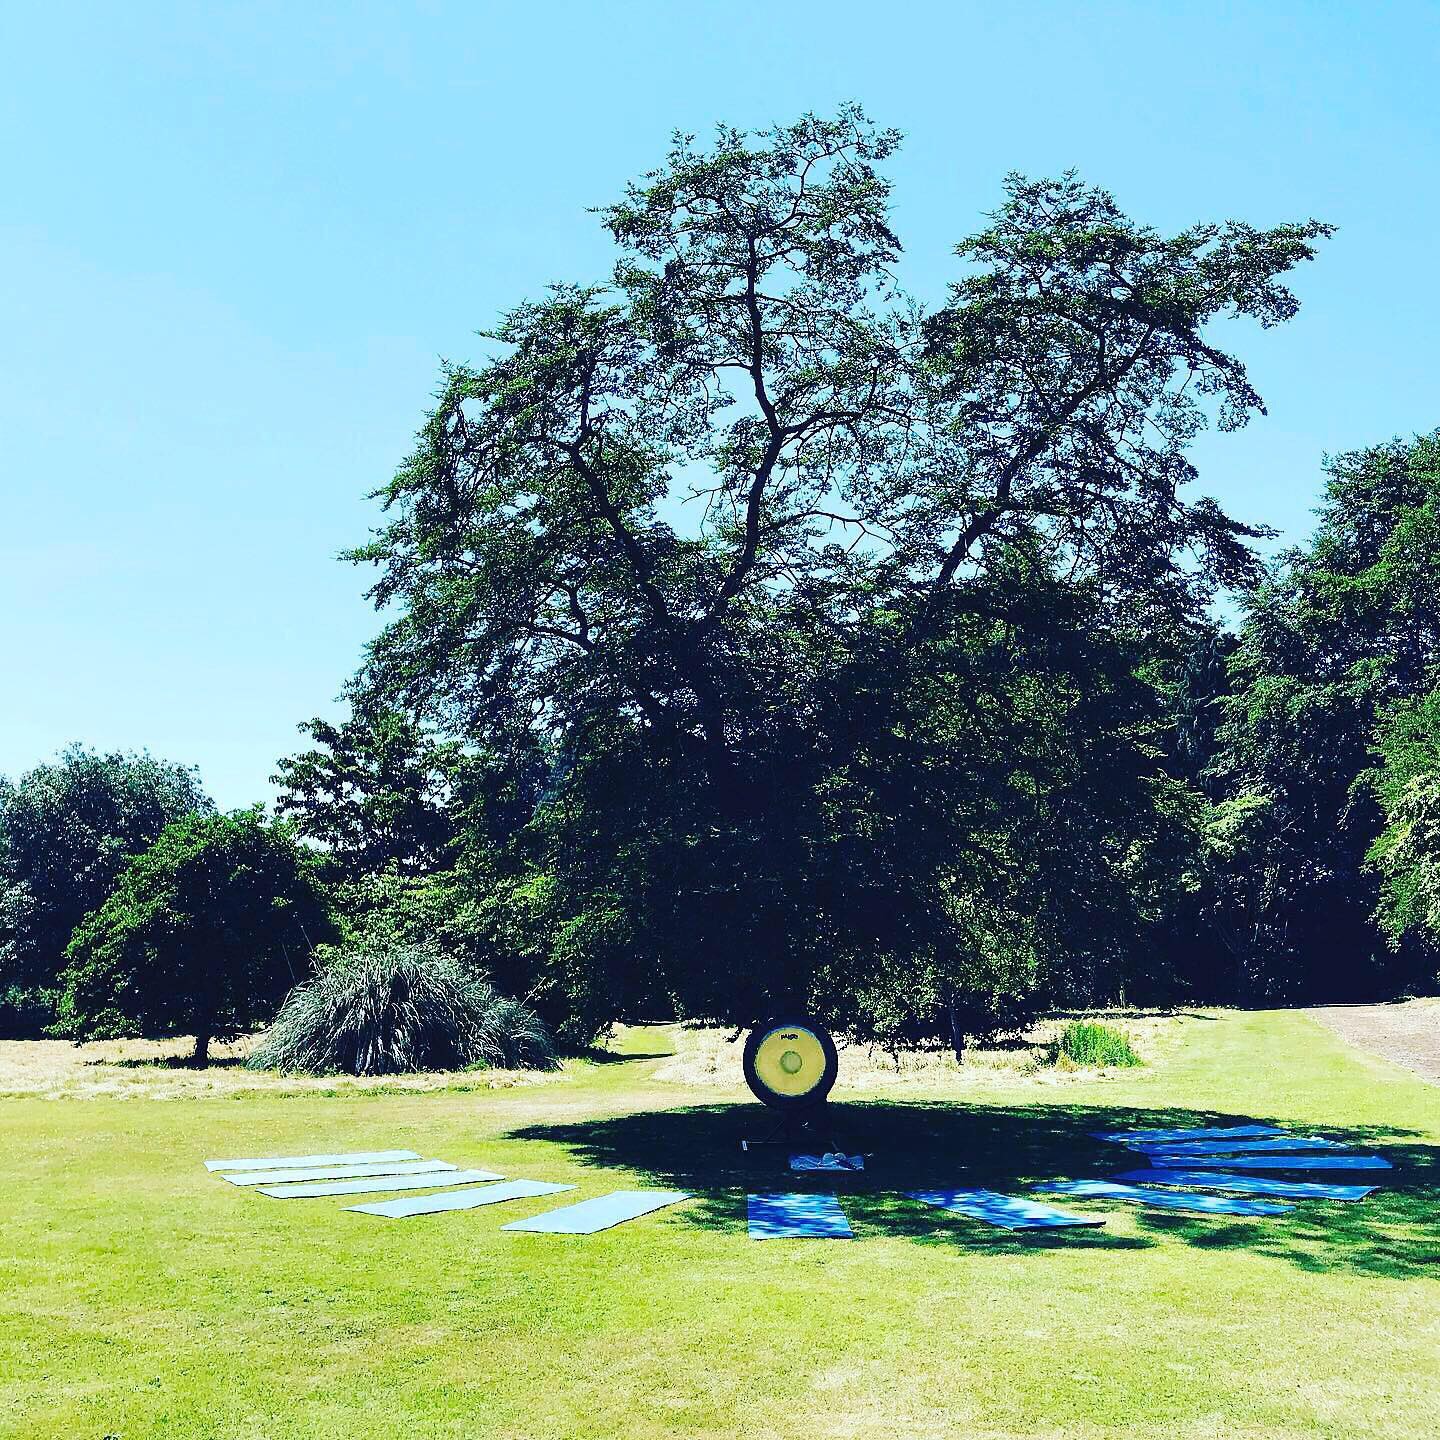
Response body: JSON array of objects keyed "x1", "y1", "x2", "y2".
[
  {"x1": 508, "y1": 1099, "x2": 1440, "y2": 1279},
  {"x1": 98, "y1": 1054, "x2": 249, "y2": 1070}
]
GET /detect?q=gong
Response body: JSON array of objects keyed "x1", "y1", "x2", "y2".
[{"x1": 742, "y1": 1018, "x2": 839, "y2": 1111}]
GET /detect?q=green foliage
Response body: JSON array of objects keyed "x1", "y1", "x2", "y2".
[
  {"x1": 1369, "y1": 689, "x2": 1440, "y2": 946},
  {"x1": 51, "y1": 810, "x2": 335, "y2": 1063},
  {"x1": 338, "y1": 109, "x2": 1329, "y2": 1044},
  {"x1": 247, "y1": 940, "x2": 557, "y2": 1075},
  {"x1": 271, "y1": 708, "x2": 463, "y2": 878},
  {"x1": 1210, "y1": 431, "x2": 1440, "y2": 998},
  {"x1": 0, "y1": 744, "x2": 210, "y2": 1035},
  {"x1": 1050, "y1": 1020, "x2": 1142, "y2": 1068}
]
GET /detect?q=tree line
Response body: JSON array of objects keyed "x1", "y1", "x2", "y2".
[{"x1": 2, "y1": 110, "x2": 1436, "y2": 1061}]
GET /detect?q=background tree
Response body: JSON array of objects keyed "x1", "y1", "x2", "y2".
[
  {"x1": 52, "y1": 810, "x2": 335, "y2": 1064},
  {"x1": 340, "y1": 109, "x2": 1329, "y2": 1044},
  {"x1": 0, "y1": 745, "x2": 211, "y2": 1036},
  {"x1": 272, "y1": 707, "x2": 460, "y2": 878},
  {"x1": 1210, "y1": 431, "x2": 1440, "y2": 998}
]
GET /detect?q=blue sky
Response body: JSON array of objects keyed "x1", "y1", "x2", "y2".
[{"x1": 3, "y1": 1, "x2": 1437, "y2": 809}]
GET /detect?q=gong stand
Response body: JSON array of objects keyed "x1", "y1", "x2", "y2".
[
  {"x1": 738, "y1": 1017, "x2": 848, "y2": 1157},
  {"x1": 739, "y1": 1098, "x2": 842, "y2": 1155}
]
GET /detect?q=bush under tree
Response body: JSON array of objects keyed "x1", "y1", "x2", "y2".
[{"x1": 247, "y1": 940, "x2": 557, "y2": 1075}]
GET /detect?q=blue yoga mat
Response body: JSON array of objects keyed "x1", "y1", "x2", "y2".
[
  {"x1": 1091, "y1": 1124, "x2": 1283, "y2": 1145},
  {"x1": 1150, "y1": 1152, "x2": 1392, "y2": 1171},
  {"x1": 1126, "y1": 1136, "x2": 1346, "y2": 1156},
  {"x1": 224, "y1": 1160, "x2": 456, "y2": 1186},
  {"x1": 907, "y1": 1189, "x2": 1103, "y2": 1230},
  {"x1": 205, "y1": 1150, "x2": 420, "y2": 1172},
  {"x1": 1114, "y1": 1169, "x2": 1377, "y2": 1200},
  {"x1": 1034, "y1": 1180, "x2": 1293, "y2": 1216},
  {"x1": 747, "y1": 1193, "x2": 852, "y2": 1239},
  {"x1": 258, "y1": 1168, "x2": 502, "y2": 1198},
  {"x1": 501, "y1": 1189, "x2": 689, "y2": 1234},
  {"x1": 347, "y1": 1179, "x2": 576, "y2": 1218}
]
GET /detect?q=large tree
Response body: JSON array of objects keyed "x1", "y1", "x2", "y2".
[
  {"x1": 0, "y1": 745, "x2": 211, "y2": 1035},
  {"x1": 347, "y1": 109, "x2": 1329, "y2": 1042}
]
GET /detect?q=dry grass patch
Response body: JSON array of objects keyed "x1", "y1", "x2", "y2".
[
  {"x1": 0, "y1": 1035, "x2": 572, "y2": 1101},
  {"x1": 647, "y1": 1009, "x2": 1200, "y2": 1094}
]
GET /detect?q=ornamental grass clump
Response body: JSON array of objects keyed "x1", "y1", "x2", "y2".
[
  {"x1": 247, "y1": 942, "x2": 557, "y2": 1075},
  {"x1": 1051, "y1": 1020, "x2": 1142, "y2": 1068}
]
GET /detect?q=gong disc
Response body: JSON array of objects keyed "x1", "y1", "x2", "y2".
[{"x1": 742, "y1": 1018, "x2": 839, "y2": 1110}]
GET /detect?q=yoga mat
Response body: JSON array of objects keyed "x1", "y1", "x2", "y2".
[
  {"x1": 502, "y1": 1189, "x2": 690, "y2": 1234},
  {"x1": 258, "y1": 1168, "x2": 502, "y2": 1198},
  {"x1": 347, "y1": 1180, "x2": 576, "y2": 1218},
  {"x1": 1150, "y1": 1152, "x2": 1392, "y2": 1171},
  {"x1": 204, "y1": 1150, "x2": 420, "y2": 1172},
  {"x1": 907, "y1": 1188, "x2": 1103, "y2": 1230},
  {"x1": 1091, "y1": 1124, "x2": 1283, "y2": 1145},
  {"x1": 747, "y1": 1193, "x2": 852, "y2": 1239},
  {"x1": 224, "y1": 1160, "x2": 456, "y2": 1187},
  {"x1": 1125, "y1": 1136, "x2": 1348, "y2": 1156},
  {"x1": 790, "y1": 1153, "x2": 864, "y2": 1171},
  {"x1": 1035, "y1": 1179, "x2": 1293, "y2": 1216},
  {"x1": 1115, "y1": 1169, "x2": 1378, "y2": 1200}
]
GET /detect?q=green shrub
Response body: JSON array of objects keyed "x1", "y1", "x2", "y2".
[
  {"x1": 247, "y1": 941, "x2": 557, "y2": 1076},
  {"x1": 1051, "y1": 1020, "x2": 1141, "y2": 1068}
]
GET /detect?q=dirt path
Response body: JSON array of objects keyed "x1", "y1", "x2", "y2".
[{"x1": 1308, "y1": 998, "x2": 1440, "y2": 1083}]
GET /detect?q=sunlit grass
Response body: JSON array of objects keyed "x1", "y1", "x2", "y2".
[{"x1": 1, "y1": 1009, "x2": 1437, "y2": 1438}]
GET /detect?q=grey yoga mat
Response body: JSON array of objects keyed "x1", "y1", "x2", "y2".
[
  {"x1": 258, "y1": 1168, "x2": 503, "y2": 1198},
  {"x1": 502, "y1": 1190, "x2": 690, "y2": 1234},
  {"x1": 1114, "y1": 1169, "x2": 1377, "y2": 1200},
  {"x1": 1124, "y1": 1136, "x2": 1348, "y2": 1156},
  {"x1": 348, "y1": 1180, "x2": 576, "y2": 1218},
  {"x1": 204, "y1": 1150, "x2": 421, "y2": 1172},
  {"x1": 223, "y1": 1160, "x2": 457, "y2": 1187},
  {"x1": 1148, "y1": 1152, "x2": 1392, "y2": 1171},
  {"x1": 1090, "y1": 1125, "x2": 1283, "y2": 1145},
  {"x1": 906, "y1": 1189, "x2": 1103, "y2": 1230},
  {"x1": 1034, "y1": 1179, "x2": 1293, "y2": 1216}
]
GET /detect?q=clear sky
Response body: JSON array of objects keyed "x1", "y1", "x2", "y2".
[{"x1": 3, "y1": 1, "x2": 1437, "y2": 810}]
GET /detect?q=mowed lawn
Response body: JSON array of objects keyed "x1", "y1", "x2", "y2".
[{"x1": 2, "y1": 1011, "x2": 1438, "y2": 1440}]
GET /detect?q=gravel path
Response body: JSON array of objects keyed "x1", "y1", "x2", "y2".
[{"x1": 1308, "y1": 998, "x2": 1440, "y2": 1083}]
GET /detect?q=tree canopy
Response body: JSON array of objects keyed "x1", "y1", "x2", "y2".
[
  {"x1": 331, "y1": 108, "x2": 1331, "y2": 1045},
  {"x1": 1208, "y1": 431, "x2": 1440, "y2": 997},
  {"x1": 52, "y1": 809, "x2": 335, "y2": 1064},
  {"x1": 0, "y1": 744, "x2": 211, "y2": 1036}
]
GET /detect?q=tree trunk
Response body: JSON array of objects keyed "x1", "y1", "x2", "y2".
[
  {"x1": 946, "y1": 989, "x2": 965, "y2": 1064},
  {"x1": 192, "y1": 1031, "x2": 211, "y2": 1068}
]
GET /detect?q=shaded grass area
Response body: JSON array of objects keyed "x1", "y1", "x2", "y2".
[
  {"x1": 1, "y1": 1008, "x2": 1438, "y2": 1439},
  {"x1": 513, "y1": 1097, "x2": 1439, "y2": 1278}
]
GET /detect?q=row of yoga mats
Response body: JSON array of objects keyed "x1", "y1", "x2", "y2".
[{"x1": 204, "y1": 1150, "x2": 691, "y2": 1230}]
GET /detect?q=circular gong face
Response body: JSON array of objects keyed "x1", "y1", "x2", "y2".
[{"x1": 743, "y1": 1019, "x2": 839, "y2": 1109}]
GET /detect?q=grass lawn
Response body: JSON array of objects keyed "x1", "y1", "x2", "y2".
[{"x1": 2, "y1": 1009, "x2": 1437, "y2": 1439}]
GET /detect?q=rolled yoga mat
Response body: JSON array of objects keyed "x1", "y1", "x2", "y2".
[
  {"x1": 1034, "y1": 1179, "x2": 1293, "y2": 1216},
  {"x1": 258, "y1": 1168, "x2": 503, "y2": 1198},
  {"x1": 348, "y1": 1180, "x2": 576, "y2": 1218},
  {"x1": 502, "y1": 1190, "x2": 690, "y2": 1234},
  {"x1": 747, "y1": 1193, "x2": 852, "y2": 1239},
  {"x1": 204, "y1": 1150, "x2": 420, "y2": 1172},
  {"x1": 906, "y1": 1189, "x2": 1103, "y2": 1230},
  {"x1": 1114, "y1": 1169, "x2": 1377, "y2": 1200}
]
